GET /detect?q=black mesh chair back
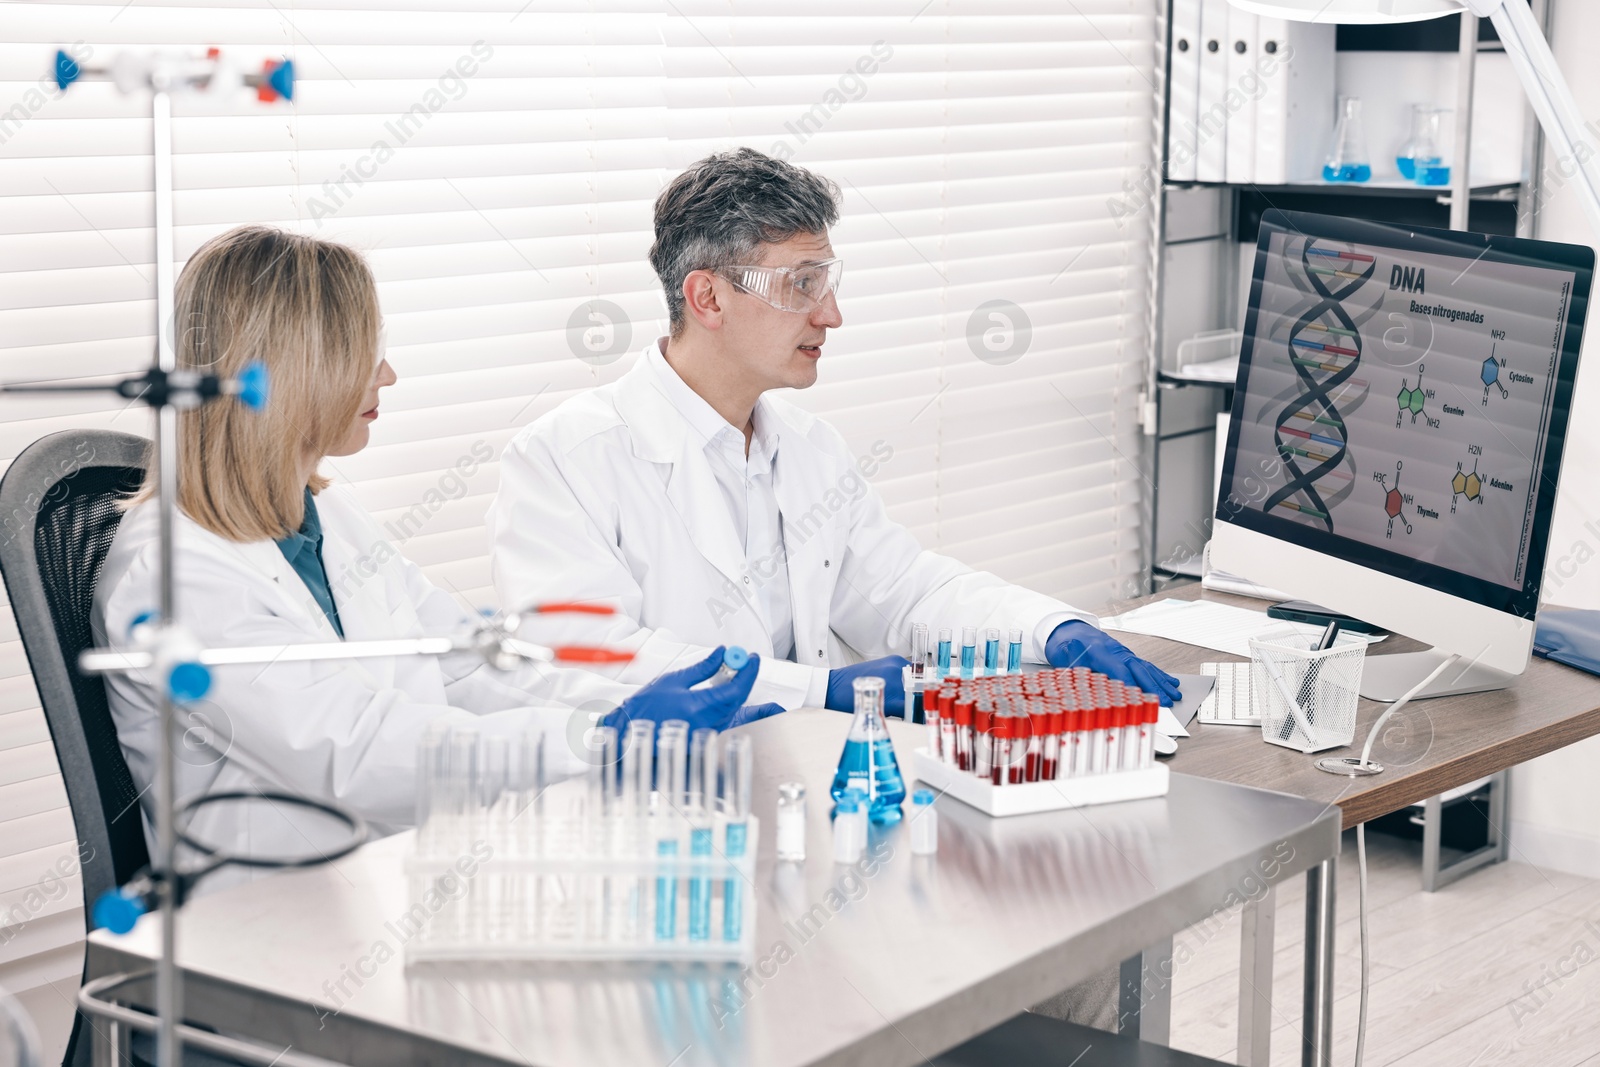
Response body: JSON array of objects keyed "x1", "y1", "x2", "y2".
[{"x1": 0, "y1": 430, "x2": 150, "y2": 1066}]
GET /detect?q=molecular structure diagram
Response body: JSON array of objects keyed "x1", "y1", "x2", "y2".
[
  {"x1": 1378, "y1": 460, "x2": 1413, "y2": 538},
  {"x1": 1482, "y1": 347, "x2": 1508, "y2": 403},
  {"x1": 1395, "y1": 363, "x2": 1438, "y2": 429},
  {"x1": 1451, "y1": 458, "x2": 1484, "y2": 514}
]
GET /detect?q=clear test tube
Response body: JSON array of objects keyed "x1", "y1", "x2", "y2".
[
  {"x1": 909, "y1": 789, "x2": 938, "y2": 855},
  {"x1": 960, "y1": 626, "x2": 977, "y2": 679},
  {"x1": 946, "y1": 697, "x2": 965, "y2": 770},
  {"x1": 984, "y1": 628, "x2": 1001, "y2": 675},
  {"x1": 910, "y1": 623, "x2": 930, "y2": 685},
  {"x1": 925, "y1": 686, "x2": 944, "y2": 761},
  {"x1": 687, "y1": 728, "x2": 717, "y2": 941},
  {"x1": 622, "y1": 720, "x2": 653, "y2": 941},
  {"x1": 721, "y1": 735, "x2": 754, "y2": 943},
  {"x1": 937, "y1": 627, "x2": 953, "y2": 677},
  {"x1": 711, "y1": 645, "x2": 749, "y2": 685},
  {"x1": 1007, "y1": 627, "x2": 1024, "y2": 674},
  {"x1": 654, "y1": 728, "x2": 687, "y2": 941},
  {"x1": 415, "y1": 721, "x2": 451, "y2": 856},
  {"x1": 445, "y1": 726, "x2": 481, "y2": 850}
]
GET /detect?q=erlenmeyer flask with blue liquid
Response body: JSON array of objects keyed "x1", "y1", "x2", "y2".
[
  {"x1": 1323, "y1": 97, "x2": 1372, "y2": 183},
  {"x1": 830, "y1": 676, "x2": 906, "y2": 824}
]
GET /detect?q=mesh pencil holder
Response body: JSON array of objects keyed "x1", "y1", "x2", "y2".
[{"x1": 1248, "y1": 627, "x2": 1367, "y2": 754}]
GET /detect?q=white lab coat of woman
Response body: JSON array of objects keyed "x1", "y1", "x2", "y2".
[{"x1": 94, "y1": 484, "x2": 635, "y2": 883}]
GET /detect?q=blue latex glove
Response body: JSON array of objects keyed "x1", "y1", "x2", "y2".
[
  {"x1": 825, "y1": 655, "x2": 910, "y2": 714},
  {"x1": 603, "y1": 647, "x2": 761, "y2": 733},
  {"x1": 1045, "y1": 620, "x2": 1182, "y2": 706},
  {"x1": 732, "y1": 702, "x2": 786, "y2": 728}
]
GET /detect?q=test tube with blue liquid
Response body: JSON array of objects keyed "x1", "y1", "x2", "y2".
[
  {"x1": 1007, "y1": 627, "x2": 1023, "y2": 674},
  {"x1": 937, "y1": 627, "x2": 952, "y2": 677},
  {"x1": 654, "y1": 723, "x2": 687, "y2": 941},
  {"x1": 960, "y1": 626, "x2": 977, "y2": 679},
  {"x1": 687, "y1": 728, "x2": 716, "y2": 941},
  {"x1": 984, "y1": 628, "x2": 1001, "y2": 675},
  {"x1": 721, "y1": 735, "x2": 753, "y2": 942},
  {"x1": 829, "y1": 676, "x2": 906, "y2": 823}
]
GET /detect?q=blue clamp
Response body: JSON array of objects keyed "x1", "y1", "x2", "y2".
[
  {"x1": 54, "y1": 49, "x2": 81, "y2": 92},
  {"x1": 168, "y1": 662, "x2": 212, "y2": 704},
  {"x1": 235, "y1": 360, "x2": 269, "y2": 411},
  {"x1": 92, "y1": 886, "x2": 148, "y2": 935},
  {"x1": 268, "y1": 58, "x2": 295, "y2": 102}
]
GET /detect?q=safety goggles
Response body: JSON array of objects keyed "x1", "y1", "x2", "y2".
[{"x1": 717, "y1": 257, "x2": 843, "y2": 314}]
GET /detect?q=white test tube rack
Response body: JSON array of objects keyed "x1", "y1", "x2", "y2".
[{"x1": 911, "y1": 751, "x2": 1169, "y2": 818}]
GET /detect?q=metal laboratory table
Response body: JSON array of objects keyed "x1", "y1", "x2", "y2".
[{"x1": 85, "y1": 709, "x2": 1341, "y2": 1067}]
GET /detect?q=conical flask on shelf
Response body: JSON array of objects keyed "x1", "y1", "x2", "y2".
[
  {"x1": 1323, "y1": 96, "x2": 1372, "y2": 183},
  {"x1": 830, "y1": 676, "x2": 906, "y2": 823}
]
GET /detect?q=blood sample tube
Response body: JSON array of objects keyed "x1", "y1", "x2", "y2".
[
  {"x1": 926, "y1": 685, "x2": 944, "y2": 761},
  {"x1": 940, "y1": 689, "x2": 957, "y2": 760},
  {"x1": 990, "y1": 712, "x2": 1010, "y2": 786},
  {"x1": 947, "y1": 697, "x2": 972, "y2": 771},
  {"x1": 1108, "y1": 688, "x2": 1130, "y2": 774},
  {"x1": 1142, "y1": 694, "x2": 1159, "y2": 769},
  {"x1": 960, "y1": 627, "x2": 978, "y2": 678},
  {"x1": 1007, "y1": 627, "x2": 1024, "y2": 674},
  {"x1": 1025, "y1": 705, "x2": 1045, "y2": 782},
  {"x1": 972, "y1": 703, "x2": 991, "y2": 780},
  {"x1": 937, "y1": 627, "x2": 953, "y2": 677},
  {"x1": 1009, "y1": 709, "x2": 1027, "y2": 784},
  {"x1": 1072, "y1": 703, "x2": 1093, "y2": 777},
  {"x1": 1121, "y1": 689, "x2": 1144, "y2": 772},
  {"x1": 1089, "y1": 698, "x2": 1109, "y2": 775},
  {"x1": 1042, "y1": 709, "x2": 1061, "y2": 780}
]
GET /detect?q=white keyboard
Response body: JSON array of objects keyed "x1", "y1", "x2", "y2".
[{"x1": 1197, "y1": 662, "x2": 1260, "y2": 725}]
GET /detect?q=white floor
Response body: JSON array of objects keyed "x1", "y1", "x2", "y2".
[
  {"x1": 1169, "y1": 829, "x2": 1600, "y2": 1066},
  {"x1": 16, "y1": 831, "x2": 1600, "y2": 1065}
]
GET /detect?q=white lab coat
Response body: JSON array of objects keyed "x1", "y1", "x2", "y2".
[
  {"x1": 93, "y1": 485, "x2": 635, "y2": 889},
  {"x1": 489, "y1": 341, "x2": 1097, "y2": 709}
]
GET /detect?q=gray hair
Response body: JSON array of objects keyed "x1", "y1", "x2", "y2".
[{"x1": 650, "y1": 147, "x2": 841, "y2": 335}]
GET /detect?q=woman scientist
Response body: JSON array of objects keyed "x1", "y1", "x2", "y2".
[{"x1": 93, "y1": 225, "x2": 770, "y2": 882}]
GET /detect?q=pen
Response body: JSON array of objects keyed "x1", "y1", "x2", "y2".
[{"x1": 1278, "y1": 620, "x2": 1340, "y2": 742}]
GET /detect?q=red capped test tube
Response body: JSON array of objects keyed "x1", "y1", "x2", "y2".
[
  {"x1": 1028, "y1": 705, "x2": 1048, "y2": 782},
  {"x1": 953, "y1": 698, "x2": 973, "y2": 771},
  {"x1": 1042, "y1": 709, "x2": 1061, "y2": 780},
  {"x1": 1122, "y1": 689, "x2": 1145, "y2": 772},
  {"x1": 989, "y1": 712, "x2": 1009, "y2": 786},
  {"x1": 973, "y1": 703, "x2": 992, "y2": 780},
  {"x1": 1009, "y1": 709, "x2": 1027, "y2": 784},
  {"x1": 1141, "y1": 693, "x2": 1159, "y2": 769},
  {"x1": 1089, "y1": 697, "x2": 1110, "y2": 775}
]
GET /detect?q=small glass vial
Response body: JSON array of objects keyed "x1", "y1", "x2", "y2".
[
  {"x1": 833, "y1": 794, "x2": 864, "y2": 862},
  {"x1": 909, "y1": 789, "x2": 938, "y2": 855},
  {"x1": 776, "y1": 782, "x2": 807, "y2": 862}
]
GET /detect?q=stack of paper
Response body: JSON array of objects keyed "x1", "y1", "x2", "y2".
[{"x1": 1101, "y1": 599, "x2": 1382, "y2": 659}]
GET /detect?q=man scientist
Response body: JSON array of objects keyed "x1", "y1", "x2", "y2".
[{"x1": 488, "y1": 147, "x2": 1179, "y2": 715}]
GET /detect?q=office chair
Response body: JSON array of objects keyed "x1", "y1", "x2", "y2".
[{"x1": 0, "y1": 429, "x2": 150, "y2": 1067}]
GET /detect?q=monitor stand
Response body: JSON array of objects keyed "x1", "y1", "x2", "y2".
[{"x1": 1358, "y1": 649, "x2": 1518, "y2": 702}]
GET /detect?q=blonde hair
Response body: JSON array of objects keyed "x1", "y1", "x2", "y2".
[{"x1": 133, "y1": 225, "x2": 380, "y2": 542}]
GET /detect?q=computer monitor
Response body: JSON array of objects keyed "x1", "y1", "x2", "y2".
[{"x1": 1212, "y1": 209, "x2": 1593, "y2": 700}]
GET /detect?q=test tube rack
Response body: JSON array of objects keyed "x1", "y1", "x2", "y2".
[
  {"x1": 912, "y1": 750, "x2": 1168, "y2": 818},
  {"x1": 403, "y1": 804, "x2": 759, "y2": 963}
]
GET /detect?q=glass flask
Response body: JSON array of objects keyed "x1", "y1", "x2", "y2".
[
  {"x1": 1396, "y1": 104, "x2": 1450, "y2": 186},
  {"x1": 829, "y1": 677, "x2": 907, "y2": 823},
  {"x1": 1323, "y1": 97, "x2": 1372, "y2": 183}
]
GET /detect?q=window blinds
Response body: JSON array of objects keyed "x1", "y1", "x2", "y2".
[{"x1": 0, "y1": 0, "x2": 1161, "y2": 995}]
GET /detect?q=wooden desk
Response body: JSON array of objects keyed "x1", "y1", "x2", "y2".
[{"x1": 1124, "y1": 584, "x2": 1600, "y2": 829}]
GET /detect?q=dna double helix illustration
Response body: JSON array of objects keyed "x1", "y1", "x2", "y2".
[{"x1": 1262, "y1": 242, "x2": 1376, "y2": 531}]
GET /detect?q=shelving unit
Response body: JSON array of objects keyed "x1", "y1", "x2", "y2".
[{"x1": 1142, "y1": 0, "x2": 1551, "y2": 591}]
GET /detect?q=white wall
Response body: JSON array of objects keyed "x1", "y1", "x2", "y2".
[{"x1": 1511, "y1": 0, "x2": 1600, "y2": 880}]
